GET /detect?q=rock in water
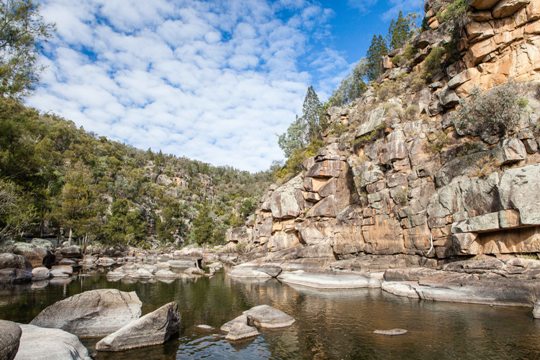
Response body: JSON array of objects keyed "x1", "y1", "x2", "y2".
[
  {"x1": 31, "y1": 267, "x2": 50, "y2": 281},
  {"x1": 373, "y1": 328, "x2": 408, "y2": 336},
  {"x1": 14, "y1": 324, "x2": 91, "y2": 360},
  {"x1": 243, "y1": 305, "x2": 295, "y2": 328},
  {"x1": 30, "y1": 289, "x2": 142, "y2": 337},
  {"x1": 95, "y1": 302, "x2": 180, "y2": 351},
  {"x1": 225, "y1": 322, "x2": 259, "y2": 341},
  {"x1": 0, "y1": 320, "x2": 21, "y2": 360},
  {"x1": 220, "y1": 314, "x2": 248, "y2": 332},
  {"x1": 533, "y1": 301, "x2": 540, "y2": 319}
]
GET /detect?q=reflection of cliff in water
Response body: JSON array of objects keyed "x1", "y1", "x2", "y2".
[{"x1": 228, "y1": 274, "x2": 540, "y2": 360}]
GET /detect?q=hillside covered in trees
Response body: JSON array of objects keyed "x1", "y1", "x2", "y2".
[{"x1": 0, "y1": 97, "x2": 272, "y2": 248}]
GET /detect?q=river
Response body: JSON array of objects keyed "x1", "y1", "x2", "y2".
[{"x1": 1, "y1": 271, "x2": 539, "y2": 359}]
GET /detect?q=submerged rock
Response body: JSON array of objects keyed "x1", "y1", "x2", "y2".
[
  {"x1": 225, "y1": 322, "x2": 259, "y2": 341},
  {"x1": 0, "y1": 320, "x2": 21, "y2": 360},
  {"x1": 30, "y1": 289, "x2": 142, "y2": 337},
  {"x1": 243, "y1": 305, "x2": 295, "y2": 328},
  {"x1": 374, "y1": 328, "x2": 408, "y2": 336},
  {"x1": 96, "y1": 302, "x2": 180, "y2": 352},
  {"x1": 14, "y1": 324, "x2": 91, "y2": 360}
]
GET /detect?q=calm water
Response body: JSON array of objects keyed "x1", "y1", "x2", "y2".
[{"x1": 1, "y1": 271, "x2": 540, "y2": 360}]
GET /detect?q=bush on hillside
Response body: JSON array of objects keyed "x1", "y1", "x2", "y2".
[{"x1": 453, "y1": 83, "x2": 527, "y2": 140}]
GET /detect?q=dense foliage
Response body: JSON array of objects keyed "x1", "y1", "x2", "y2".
[
  {"x1": 0, "y1": 98, "x2": 272, "y2": 247},
  {"x1": 0, "y1": 0, "x2": 53, "y2": 98}
]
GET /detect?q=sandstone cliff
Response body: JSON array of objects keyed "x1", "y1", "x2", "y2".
[{"x1": 228, "y1": 0, "x2": 540, "y2": 269}]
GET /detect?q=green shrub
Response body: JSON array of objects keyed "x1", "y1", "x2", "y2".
[
  {"x1": 453, "y1": 83, "x2": 525, "y2": 140},
  {"x1": 425, "y1": 130, "x2": 453, "y2": 154},
  {"x1": 274, "y1": 139, "x2": 323, "y2": 182},
  {"x1": 437, "y1": 0, "x2": 469, "y2": 24},
  {"x1": 423, "y1": 46, "x2": 446, "y2": 80}
]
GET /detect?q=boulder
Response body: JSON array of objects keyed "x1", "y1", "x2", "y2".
[
  {"x1": 50, "y1": 265, "x2": 73, "y2": 278},
  {"x1": 30, "y1": 239, "x2": 54, "y2": 250},
  {"x1": 228, "y1": 266, "x2": 272, "y2": 279},
  {"x1": 0, "y1": 268, "x2": 32, "y2": 284},
  {"x1": 168, "y1": 259, "x2": 198, "y2": 269},
  {"x1": 30, "y1": 289, "x2": 142, "y2": 337},
  {"x1": 96, "y1": 257, "x2": 115, "y2": 267},
  {"x1": 0, "y1": 320, "x2": 21, "y2": 360},
  {"x1": 278, "y1": 271, "x2": 381, "y2": 289},
  {"x1": 14, "y1": 324, "x2": 91, "y2": 360},
  {"x1": 96, "y1": 302, "x2": 180, "y2": 351},
  {"x1": 220, "y1": 314, "x2": 248, "y2": 333},
  {"x1": 155, "y1": 269, "x2": 177, "y2": 279},
  {"x1": 59, "y1": 245, "x2": 82, "y2": 258},
  {"x1": 31, "y1": 267, "x2": 50, "y2": 281},
  {"x1": 243, "y1": 305, "x2": 295, "y2": 328},
  {"x1": 470, "y1": 0, "x2": 500, "y2": 10},
  {"x1": 533, "y1": 301, "x2": 540, "y2": 318},
  {"x1": 12, "y1": 242, "x2": 47, "y2": 268},
  {"x1": 225, "y1": 322, "x2": 259, "y2": 341},
  {"x1": 0, "y1": 253, "x2": 29, "y2": 270},
  {"x1": 184, "y1": 267, "x2": 205, "y2": 276},
  {"x1": 492, "y1": 0, "x2": 530, "y2": 18}
]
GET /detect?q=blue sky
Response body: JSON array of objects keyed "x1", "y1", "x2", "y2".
[{"x1": 30, "y1": 0, "x2": 423, "y2": 172}]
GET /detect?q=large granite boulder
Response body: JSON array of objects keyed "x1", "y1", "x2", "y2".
[
  {"x1": 0, "y1": 268, "x2": 32, "y2": 284},
  {"x1": 14, "y1": 324, "x2": 91, "y2": 360},
  {"x1": 31, "y1": 267, "x2": 50, "y2": 281},
  {"x1": 30, "y1": 289, "x2": 142, "y2": 337},
  {"x1": 96, "y1": 302, "x2": 180, "y2": 351},
  {"x1": 243, "y1": 305, "x2": 295, "y2": 328},
  {"x1": 12, "y1": 242, "x2": 47, "y2": 268},
  {"x1": 59, "y1": 245, "x2": 82, "y2": 258},
  {"x1": 225, "y1": 322, "x2": 259, "y2": 341},
  {"x1": 0, "y1": 253, "x2": 29, "y2": 270},
  {"x1": 0, "y1": 320, "x2": 21, "y2": 360}
]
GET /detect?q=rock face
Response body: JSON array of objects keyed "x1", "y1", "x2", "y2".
[
  {"x1": 96, "y1": 302, "x2": 180, "y2": 352},
  {"x1": 14, "y1": 324, "x2": 91, "y2": 360},
  {"x1": 0, "y1": 320, "x2": 21, "y2": 360},
  {"x1": 30, "y1": 289, "x2": 142, "y2": 337}
]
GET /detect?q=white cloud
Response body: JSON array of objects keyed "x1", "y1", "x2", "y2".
[{"x1": 29, "y1": 0, "x2": 352, "y2": 172}]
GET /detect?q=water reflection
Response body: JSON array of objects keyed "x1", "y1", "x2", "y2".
[{"x1": 0, "y1": 272, "x2": 539, "y2": 360}]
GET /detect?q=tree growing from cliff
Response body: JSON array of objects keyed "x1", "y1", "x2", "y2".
[
  {"x1": 327, "y1": 59, "x2": 368, "y2": 107},
  {"x1": 388, "y1": 11, "x2": 412, "y2": 50},
  {"x1": 0, "y1": 0, "x2": 54, "y2": 98},
  {"x1": 366, "y1": 35, "x2": 388, "y2": 81},
  {"x1": 278, "y1": 86, "x2": 322, "y2": 157}
]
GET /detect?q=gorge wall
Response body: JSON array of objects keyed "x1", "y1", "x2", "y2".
[{"x1": 227, "y1": 0, "x2": 540, "y2": 267}]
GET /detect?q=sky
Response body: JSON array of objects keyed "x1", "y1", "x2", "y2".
[{"x1": 29, "y1": 0, "x2": 423, "y2": 172}]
